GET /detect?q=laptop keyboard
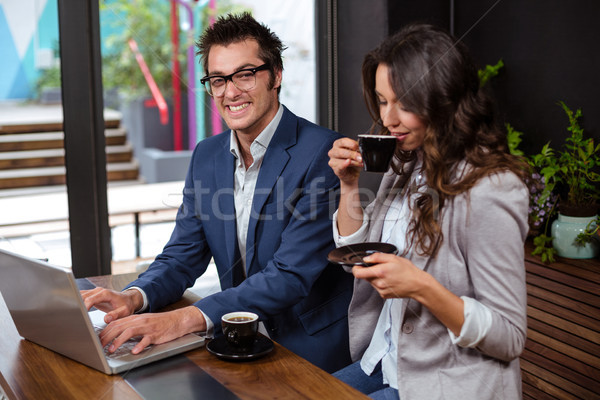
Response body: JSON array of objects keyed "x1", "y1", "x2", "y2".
[{"x1": 94, "y1": 325, "x2": 152, "y2": 359}]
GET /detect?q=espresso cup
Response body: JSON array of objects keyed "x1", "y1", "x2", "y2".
[
  {"x1": 221, "y1": 311, "x2": 259, "y2": 352},
  {"x1": 358, "y1": 135, "x2": 397, "y2": 173}
]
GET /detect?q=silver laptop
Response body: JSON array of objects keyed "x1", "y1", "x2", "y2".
[{"x1": 0, "y1": 248, "x2": 205, "y2": 375}]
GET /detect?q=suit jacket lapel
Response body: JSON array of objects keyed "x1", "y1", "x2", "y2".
[
  {"x1": 213, "y1": 136, "x2": 239, "y2": 283},
  {"x1": 245, "y1": 108, "x2": 295, "y2": 272}
]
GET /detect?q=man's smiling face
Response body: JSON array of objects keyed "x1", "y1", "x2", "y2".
[{"x1": 206, "y1": 39, "x2": 281, "y2": 142}]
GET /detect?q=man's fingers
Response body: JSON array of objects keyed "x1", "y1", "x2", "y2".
[
  {"x1": 104, "y1": 305, "x2": 129, "y2": 323},
  {"x1": 99, "y1": 309, "x2": 202, "y2": 354},
  {"x1": 81, "y1": 287, "x2": 105, "y2": 309},
  {"x1": 107, "y1": 326, "x2": 139, "y2": 353},
  {"x1": 132, "y1": 336, "x2": 153, "y2": 354}
]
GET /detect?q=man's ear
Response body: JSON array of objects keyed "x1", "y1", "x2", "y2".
[{"x1": 273, "y1": 68, "x2": 282, "y2": 89}]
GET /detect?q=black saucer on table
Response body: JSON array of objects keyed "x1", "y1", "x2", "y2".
[
  {"x1": 327, "y1": 242, "x2": 398, "y2": 267},
  {"x1": 206, "y1": 335, "x2": 274, "y2": 361}
]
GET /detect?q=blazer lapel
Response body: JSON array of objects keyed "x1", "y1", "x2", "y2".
[
  {"x1": 244, "y1": 109, "x2": 295, "y2": 272},
  {"x1": 213, "y1": 137, "x2": 239, "y2": 281},
  {"x1": 401, "y1": 248, "x2": 436, "y2": 319}
]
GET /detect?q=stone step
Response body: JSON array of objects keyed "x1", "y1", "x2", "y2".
[
  {"x1": 0, "y1": 143, "x2": 134, "y2": 170},
  {"x1": 0, "y1": 106, "x2": 137, "y2": 189},
  {"x1": 0, "y1": 106, "x2": 121, "y2": 134},
  {"x1": 0, "y1": 161, "x2": 139, "y2": 190},
  {"x1": 0, "y1": 128, "x2": 128, "y2": 152}
]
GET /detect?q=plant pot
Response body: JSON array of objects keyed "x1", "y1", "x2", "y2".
[
  {"x1": 40, "y1": 87, "x2": 62, "y2": 104},
  {"x1": 551, "y1": 213, "x2": 599, "y2": 259},
  {"x1": 559, "y1": 203, "x2": 598, "y2": 218}
]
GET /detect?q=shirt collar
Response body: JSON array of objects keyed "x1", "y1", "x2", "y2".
[{"x1": 229, "y1": 104, "x2": 284, "y2": 161}]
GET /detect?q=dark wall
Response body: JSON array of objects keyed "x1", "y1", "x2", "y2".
[
  {"x1": 336, "y1": 0, "x2": 388, "y2": 137},
  {"x1": 319, "y1": 0, "x2": 388, "y2": 196},
  {"x1": 328, "y1": 0, "x2": 599, "y2": 196},
  {"x1": 388, "y1": 0, "x2": 600, "y2": 155},
  {"x1": 388, "y1": 0, "x2": 450, "y2": 32},
  {"x1": 318, "y1": 0, "x2": 388, "y2": 136},
  {"x1": 458, "y1": 0, "x2": 600, "y2": 155}
]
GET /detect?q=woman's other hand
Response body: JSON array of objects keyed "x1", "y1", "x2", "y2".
[
  {"x1": 352, "y1": 252, "x2": 424, "y2": 299},
  {"x1": 354, "y1": 252, "x2": 465, "y2": 335}
]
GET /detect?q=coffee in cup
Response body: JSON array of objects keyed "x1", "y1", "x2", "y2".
[
  {"x1": 358, "y1": 134, "x2": 397, "y2": 173},
  {"x1": 221, "y1": 311, "x2": 259, "y2": 352}
]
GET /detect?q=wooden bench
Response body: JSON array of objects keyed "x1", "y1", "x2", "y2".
[
  {"x1": 0, "y1": 181, "x2": 183, "y2": 257},
  {"x1": 522, "y1": 242, "x2": 600, "y2": 399}
]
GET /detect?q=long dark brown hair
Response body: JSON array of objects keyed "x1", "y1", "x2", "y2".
[{"x1": 362, "y1": 23, "x2": 528, "y2": 256}]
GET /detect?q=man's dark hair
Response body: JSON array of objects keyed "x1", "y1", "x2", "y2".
[{"x1": 196, "y1": 12, "x2": 286, "y2": 91}]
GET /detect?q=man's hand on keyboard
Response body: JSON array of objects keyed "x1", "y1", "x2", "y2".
[
  {"x1": 96, "y1": 306, "x2": 206, "y2": 355},
  {"x1": 81, "y1": 287, "x2": 142, "y2": 323}
]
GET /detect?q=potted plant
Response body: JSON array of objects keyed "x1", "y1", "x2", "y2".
[
  {"x1": 520, "y1": 101, "x2": 600, "y2": 261},
  {"x1": 34, "y1": 42, "x2": 62, "y2": 104}
]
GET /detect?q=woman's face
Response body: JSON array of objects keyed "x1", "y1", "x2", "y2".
[{"x1": 375, "y1": 63, "x2": 427, "y2": 152}]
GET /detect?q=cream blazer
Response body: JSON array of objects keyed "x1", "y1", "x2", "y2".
[{"x1": 347, "y1": 161, "x2": 529, "y2": 400}]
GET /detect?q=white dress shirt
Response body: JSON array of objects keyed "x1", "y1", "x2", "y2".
[{"x1": 230, "y1": 105, "x2": 283, "y2": 275}]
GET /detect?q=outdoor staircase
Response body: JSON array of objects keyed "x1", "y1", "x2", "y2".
[{"x1": 0, "y1": 105, "x2": 139, "y2": 190}]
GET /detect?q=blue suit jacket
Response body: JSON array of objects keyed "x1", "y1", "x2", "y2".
[{"x1": 127, "y1": 107, "x2": 353, "y2": 372}]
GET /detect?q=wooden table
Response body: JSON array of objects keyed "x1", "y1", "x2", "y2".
[{"x1": 0, "y1": 273, "x2": 368, "y2": 399}]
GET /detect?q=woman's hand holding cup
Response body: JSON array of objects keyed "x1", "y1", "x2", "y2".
[{"x1": 328, "y1": 138, "x2": 363, "y2": 187}]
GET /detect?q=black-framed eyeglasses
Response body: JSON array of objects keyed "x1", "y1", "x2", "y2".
[{"x1": 200, "y1": 64, "x2": 271, "y2": 97}]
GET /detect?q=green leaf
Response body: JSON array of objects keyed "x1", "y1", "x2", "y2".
[
  {"x1": 506, "y1": 123, "x2": 525, "y2": 156},
  {"x1": 478, "y1": 59, "x2": 504, "y2": 87}
]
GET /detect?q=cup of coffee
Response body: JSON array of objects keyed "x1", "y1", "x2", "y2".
[
  {"x1": 221, "y1": 311, "x2": 259, "y2": 352},
  {"x1": 358, "y1": 135, "x2": 397, "y2": 173}
]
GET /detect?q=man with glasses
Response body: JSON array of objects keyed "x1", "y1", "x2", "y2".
[{"x1": 83, "y1": 12, "x2": 353, "y2": 373}]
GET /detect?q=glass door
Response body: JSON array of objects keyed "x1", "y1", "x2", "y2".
[{"x1": 0, "y1": 0, "x2": 73, "y2": 268}]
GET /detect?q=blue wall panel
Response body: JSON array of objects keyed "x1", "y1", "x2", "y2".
[{"x1": 0, "y1": 6, "x2": 21, "y2": 99}]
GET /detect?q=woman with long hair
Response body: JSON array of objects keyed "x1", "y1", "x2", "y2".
[{"x1": 328, "y1": 23, "x2": 529, "y2": 400}]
